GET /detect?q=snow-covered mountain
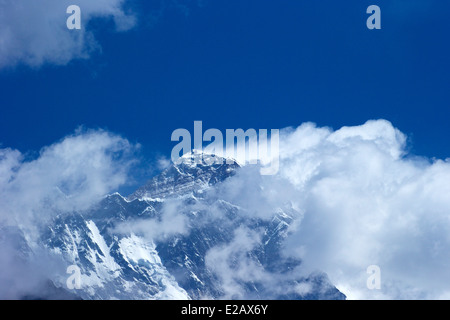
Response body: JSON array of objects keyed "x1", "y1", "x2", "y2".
[{"x1": 6, "y1": 152, "x2": 345, "y2": 300}]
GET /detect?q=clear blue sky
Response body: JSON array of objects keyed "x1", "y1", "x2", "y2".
[{"x1": 1, "y1": 0, "x2": 449, "y2": 165}]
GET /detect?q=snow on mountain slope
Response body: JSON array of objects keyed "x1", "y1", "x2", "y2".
[
  {"x1": 31, "y1": 152, "x2": 345, "y2": 300},
  {"x1": 43, "y1": 213, "x2": 189, "y2": 300},
  {"x1": 128, "y1": 152, "x2": 239, "y2": 201}
]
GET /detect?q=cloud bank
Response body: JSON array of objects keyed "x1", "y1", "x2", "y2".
[
  {"x1": 235, "y1": 119, "x2": 450, "y2": 299},
  {"x1": 0, "y1": 0, "x2": 135, "y2": 68}
]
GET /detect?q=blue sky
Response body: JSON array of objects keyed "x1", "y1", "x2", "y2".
[{"x1": 1, "y1": 0, "x2": 449, "y2": 167}]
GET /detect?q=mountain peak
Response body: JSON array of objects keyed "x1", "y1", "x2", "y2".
[{"x1": 127, "y1": 152, "x2": 240, "y2": 201}]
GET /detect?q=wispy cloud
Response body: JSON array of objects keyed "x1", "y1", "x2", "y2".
[
  {"x1": 0, "y1": 0, "x2": 136, "y2": 69},
  {"x1": 0, "y1": 128, "x2": 138, "y2": 298},
  {"x1": 113, "y1": 199, "x2": 190, "y2": 241},
  {"x1": 0, "y1": 128, "x2": 137, "y2": 228}
]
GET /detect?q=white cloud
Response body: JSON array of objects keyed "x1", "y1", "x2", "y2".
[
  {"x1": 0, "y1": 0, "x2": 136, "y2": 68},
  {"x1": 113, "y1": 199, "x2": 190, "y2": 241},
  {"x1": 0, "y1": 128, "x2": 137, "y2": 228},
  {"x1": 203, "y1": 223, "x2": 319, "y2": 299},
  {"x1": 274, "y1": 119, "x2": 450, "y2": 299},
  {"x1": 0, "y1": 128, "x2": 137, "y2": 298},
  {"x1": 205, "y1": 226, "x2": 269, "y2": 299}
]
